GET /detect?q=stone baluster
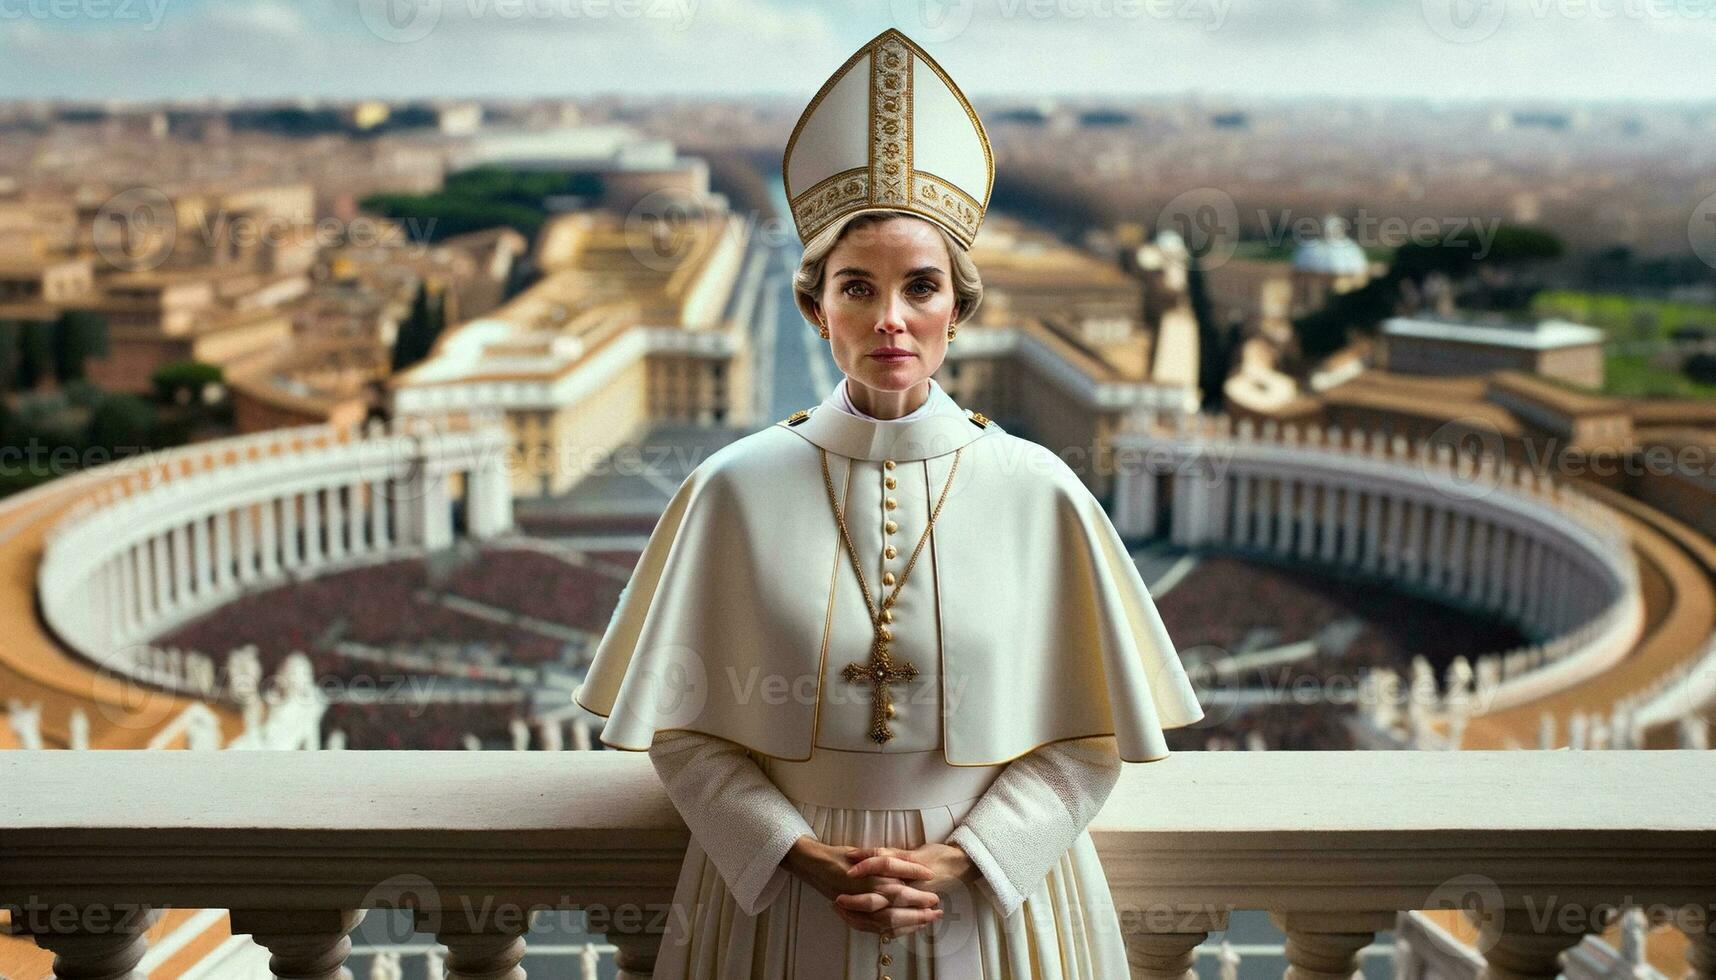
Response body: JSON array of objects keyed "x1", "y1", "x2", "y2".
[
  {"x1": 1123, "y1": 908, "x2": 1228, "y2": 980},
  {"x1": 229, "y1": 908, "x2": 364, "y2": 980},
  {"x1": 414, "y1": 907, "x2": 530, "y2": 980},
  {"x1": 1680, "y1": 904, "x2": 1715, "y2": 980},
  {"x1": 1270, "y1": 910, "x2": 1394, "y2": 980},
  {"x1": 1475, "y1": 905, "x2": 1614, "y2": 980},
  {"x1": 19, "y1": 904, "x2": 163, "y2": 980},
  {"x1": 369, "y1": 479, "x2": 390, "y2": 549},
  {"x1": 303, "y1": 488, "x2": 323, "y2": 568},
  {"x1": 609, "y1": 921, "x2": 662, "y2": 980},
  {"x1": 235, "y1": 503, "x2": 257, "y2": 585}
]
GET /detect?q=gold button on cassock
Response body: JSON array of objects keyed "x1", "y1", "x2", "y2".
[
  {"x1": 885, "y1": 520, "x2": 897, "y2": 534},
  {"x1": 882, "y1": 571, "x2": 896, "y2": 586},
  {"x1": 884, "y1": 545, "x2": 897, "y2": 559},
  {"x1": 884, "y1": 476, "x2": 897, "y2": 489},
  {"x1": 885, "y1": 498, "x2": 897, "y2": 510},
  {"x1": 883, "y1": 459, "x2": 896, "y2": 469}
]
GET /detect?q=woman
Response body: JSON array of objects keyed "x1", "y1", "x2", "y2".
[{"x1": 573, "y1": 28, "x2": 1204, "y2": 979}]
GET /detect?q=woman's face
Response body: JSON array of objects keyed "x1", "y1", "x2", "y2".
[{"x1": 815, "y1": 215, "x2": 955, "y2": 410}]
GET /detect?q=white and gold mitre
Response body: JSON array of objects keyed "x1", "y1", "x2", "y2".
[{"x1": 782, "y1": 28, "x2": 994, "y2": 250}]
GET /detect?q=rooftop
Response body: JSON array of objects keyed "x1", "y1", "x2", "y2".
[{"x1": 1383, "y1": 315, "x2": 1605, "y2": 351}]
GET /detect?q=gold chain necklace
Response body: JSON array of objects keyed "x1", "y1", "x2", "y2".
[{"x1": 818, "y1": 447, "x2": 962, "y2": 743}]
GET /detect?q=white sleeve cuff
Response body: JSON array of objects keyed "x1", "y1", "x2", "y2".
[
  {"x1": 946, "y1": 824, "x2": 1027, "y2": 919},
  {"x1": 730, "y1": 817, "x2": 814, "y2": 916},
  {"x1": 646, "y1": 731, "x2": 816, "y2": 918}
]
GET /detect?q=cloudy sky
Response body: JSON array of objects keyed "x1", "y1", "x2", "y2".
[{"x1": 1, "y1": 0, "x2": 1710, "y2": 102}]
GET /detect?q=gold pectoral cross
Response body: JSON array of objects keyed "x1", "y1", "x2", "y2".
[{"x1": 841, "y1": 631, "x2": 920, "y2": 744}]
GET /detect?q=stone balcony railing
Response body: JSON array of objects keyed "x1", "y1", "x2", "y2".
[{"x1": 2, "y1": 751, "x2": 1713, "y2": 980}]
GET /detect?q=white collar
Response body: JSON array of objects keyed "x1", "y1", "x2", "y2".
[
  {"x1": 831, "y1": 377, "x2": 942, "y2": 423},
  {"x1": 779, "y1": 377, "x2": 992, "y2": 461}
]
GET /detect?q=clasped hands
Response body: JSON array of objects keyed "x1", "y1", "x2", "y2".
[{"x1": 785, "y1": 836, "x2": 976, "y2": 941}]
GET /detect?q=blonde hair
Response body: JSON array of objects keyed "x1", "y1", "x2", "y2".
[{"x1": 792, "y1": 209, "x2": 983, "y2": 330}]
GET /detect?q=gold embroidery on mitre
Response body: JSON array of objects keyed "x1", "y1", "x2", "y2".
[
  {"x1": 791, "y1": 169, "x2": 870, "y2": 239},
  {"x1": 912, "y1": 170, "x2": 983, "y2": 247},
  {"x1": 870, "y1": 35, "x2": 910, "y2": 208},
  {"x1": 783, "y1": 28, "x2": 995, "y2": 250}
]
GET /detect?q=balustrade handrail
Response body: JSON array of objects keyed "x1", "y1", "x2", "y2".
[{"x1": 2, "y1": 750, "x2": 1713, "y2": 913}]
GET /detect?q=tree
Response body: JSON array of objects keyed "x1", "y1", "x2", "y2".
[
  {"x1": 87, "y1": 393, "x2": 157, "y2": 455},
  {"x1": 1486, "y1": 226, "x2": 1564, "y2": 266},
  {"x1": 429, "y1": 283, "x2": 447, "y2": 347},
  {"x1": 16, "y1": 320, "x2": 54, "y2": 390},
  {"x1": 151, "y1": 360, "x2": 223, "y2": 406},
  {"x1": 1391, "y1": 240, "x2": 1480, "y2": 286},
  {"x1": 0, "y1": 320, "x2": 18, "y2": 394},
  {"x1": 1186, "y1": 262, "x2": 1236, "y2": 411},
  {"x1": 51, "y1": 310, "x2": 108, "y2": 382},
  {"x1": 1290, "y1": 223, "x2": 1568, "y2": 357},
  {"x1": 501, "y1": 256, "x2": 539, "y2": 302},
  {"x1": 1684, "y1": 352, "x2": 1716, "y2": 386},
  {"x1": 391, "y1": 281, "x2": 436, "y2": 372},
  {"x1": 1293, "y1": 278, "x2": 1399, "y2": 361}
]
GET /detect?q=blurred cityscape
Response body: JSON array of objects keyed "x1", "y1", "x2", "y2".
[{"x1": 2, "y1": 7, "x2": 1716, "y2": 978}]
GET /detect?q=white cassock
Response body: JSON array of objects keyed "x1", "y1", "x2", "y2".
[{"x1": 574, "y1": 377, "x2": 1205, "y2": 979}]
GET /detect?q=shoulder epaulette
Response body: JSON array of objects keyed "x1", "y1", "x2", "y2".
[
  {"x1": 783, "y1": 408, "x2": 813, "y2": 426},
  {"x1": 967, "y1": 410, "x2": 990, "y2": 428}
]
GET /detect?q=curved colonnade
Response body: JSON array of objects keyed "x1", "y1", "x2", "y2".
[{"x1": 1112, "y1": 412, "x2": 1652, "y2": 728}]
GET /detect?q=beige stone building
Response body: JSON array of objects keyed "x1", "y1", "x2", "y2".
[
  {"x1": 944, "y1": 217, "x2": 1199, "y2": 499},
  {"x1": 1379, "y1": 315, "x2": 1606, "y2": 388},
  {"x1": 78, "y1": 270, "x2": 295, "y2": 394},
  {"x1": 228, "y1": 226, "x2": 532, "y2": 432},
  {"x1": 391, "y1": 210, "x2": 752, "y2": 498}
]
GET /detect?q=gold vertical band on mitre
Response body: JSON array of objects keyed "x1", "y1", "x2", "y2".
[{"x1": 871, "y1": 33, "x2": 911, "y2": 210}]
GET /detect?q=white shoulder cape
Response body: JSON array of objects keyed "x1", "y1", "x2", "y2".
[{"x1": 574, "y1": 412, "x2": 1205, "y2": 765}]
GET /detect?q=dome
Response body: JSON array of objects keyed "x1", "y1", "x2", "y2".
[{"x1": 1292, "y1": 216, "x2": 1369, "y2": 276}]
